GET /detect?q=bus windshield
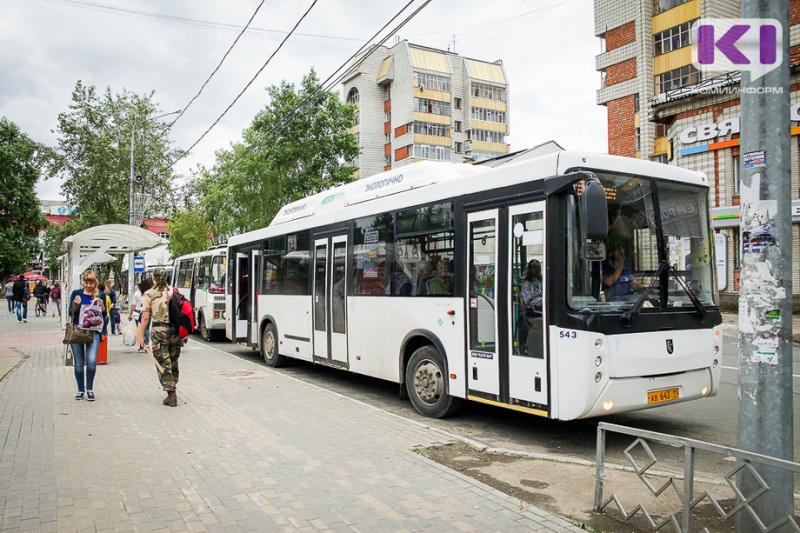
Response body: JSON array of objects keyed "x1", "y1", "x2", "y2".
[{"x1": 567, "y1": 171, "x2": 718, "y2": 312}]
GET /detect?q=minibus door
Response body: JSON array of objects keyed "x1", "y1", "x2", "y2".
[
  {"x1": 234, "y1": 252, "x2": 249, "y2": 340},
  {"x1": 250, "y1": 250, "x2": 260, "y2": 344}
]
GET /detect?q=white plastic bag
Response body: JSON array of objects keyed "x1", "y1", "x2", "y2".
[{"x1": 122, "y1": 324, "x2": 137, "y2": 347}]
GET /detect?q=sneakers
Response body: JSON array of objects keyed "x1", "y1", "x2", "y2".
[
  {"x1": 86, "y1": 390, "x2": 95, "y2": 401},
  {"x1": 75, "y1": 391, "x2": 84, "y2": 400},
  {"x1": 22, "y1": 319, "x2": 27, "y2": 323}
]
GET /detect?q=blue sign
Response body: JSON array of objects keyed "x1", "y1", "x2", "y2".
[{"x1": 134, "y1": 256, "x2": 145, "y2": 273}]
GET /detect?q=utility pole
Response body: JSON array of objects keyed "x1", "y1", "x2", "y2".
[{"x1": 737, "y1": 0, "x2": 793, "y2": 530}]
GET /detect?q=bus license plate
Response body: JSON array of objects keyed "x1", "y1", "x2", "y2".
[{"x1": 647, "y1": 387, "x2": 680, "y2": 404}]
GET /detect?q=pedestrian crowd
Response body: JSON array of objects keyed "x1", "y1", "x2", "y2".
[{"x1": 4, "y1": 270, "x2": 185, "y2": 408}]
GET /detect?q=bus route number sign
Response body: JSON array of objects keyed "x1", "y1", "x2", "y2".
[{"x1": 647, "y1": 387, "x2": 680, "y2": 404}]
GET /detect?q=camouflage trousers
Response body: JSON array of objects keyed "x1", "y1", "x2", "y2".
[{"x1": 151, "y1": 327, "x2": 182, "y2": 391}]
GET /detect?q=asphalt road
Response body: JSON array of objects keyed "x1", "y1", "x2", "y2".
[{"x1": 196, "y1": 330, "x2": 800, "y2": 478}]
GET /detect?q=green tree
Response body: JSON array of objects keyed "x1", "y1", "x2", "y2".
[
  {"x1": 167, "y1": 210, "x2": 210, "y2": 258},
  {"x1": 196, "y1": 69, "x2": 359, "y2": 236},
  {"x1": 0, "y1": 118, "x2": 46, "y2": 279},
  {"x1": 46, "y1": 80, "x2": 184, "y2": 286}
]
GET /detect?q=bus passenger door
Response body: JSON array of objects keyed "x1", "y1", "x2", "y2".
[
  {"x1": 312, "y1": 239, "x2": 328, "y2": 361},
  {"x1": 250, "y1": 250, "x2": 260, "y2": 344},
  {"x1": 234, "y1": 252, "x2": 249, "y2": 341},
  {"x1": 508, "y1": 203, "x2": 547, "y2": 408},
  {"x1": 329, "y1": 236, "x2": 348, "y2": 365},
  {"x1": 466, "y1": 210, "x2": 500, "y2": 398}
]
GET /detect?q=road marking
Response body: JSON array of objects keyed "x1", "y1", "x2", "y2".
[{"x1": 722, "y1": 365, "x2": 800, "y2": 379}]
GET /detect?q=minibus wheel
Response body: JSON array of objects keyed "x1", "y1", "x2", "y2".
[
  {"x1": 261, "y1": 322, "x2": 286, "y2": 368},
  {"x1": 405, "y1": 345, "x2": 462, "y2": 418},
  {"x1": 198, "y1": 313, "x2": 211, "y2": 341}
]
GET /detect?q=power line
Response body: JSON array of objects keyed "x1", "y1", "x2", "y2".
[
  {"x1": 203, "y1": 0, "x2": 430, "y2": 173},
  {"x1": 169, "y1": 0, "x2": 267, "y2": 127},
  {"x1": 44, "y1": 0, "x2": 362, "y2": 44},
  {"x1": 177, "y1": 0, "x2": 320, "y2": 163}
]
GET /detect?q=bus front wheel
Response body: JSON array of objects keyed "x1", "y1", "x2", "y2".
[
  {"x1": 198, "y1": 313, "x2": 211, "y2": 341},
  {"x1": 405, "y1": 345, "x2": 462, "y2": 418},
  {"x1": 261, "y1": 322, "x2": 286, "y2": 368}
]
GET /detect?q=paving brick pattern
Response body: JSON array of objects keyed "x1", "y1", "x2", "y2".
[{"x1": 0, "y1": 313, "x2": 582, "y2": 532}]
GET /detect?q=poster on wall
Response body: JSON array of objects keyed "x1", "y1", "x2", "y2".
[{"x1": 714, "y1": 233, "x2": 727, "y2": 291}]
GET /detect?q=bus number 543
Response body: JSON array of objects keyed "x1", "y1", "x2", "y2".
[{"x1": 559, "y1": 330, "x2": 577, "y2": 339}]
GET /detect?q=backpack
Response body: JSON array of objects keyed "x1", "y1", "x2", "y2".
[
  {"x1": 51, "y1": 287, "x2": 60, "y2": 300},
  {"x1": 169, "y1": 289, "x2": 195, "y2": 338}
]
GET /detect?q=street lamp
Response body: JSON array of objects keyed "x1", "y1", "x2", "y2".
[{"x1": 128, "y1": 110, "x2": 180, "y2": 301}]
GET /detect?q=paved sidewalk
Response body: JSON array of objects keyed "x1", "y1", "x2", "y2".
[{"x1": 0, "y1": 312, "x2": 582, "y2": 532}]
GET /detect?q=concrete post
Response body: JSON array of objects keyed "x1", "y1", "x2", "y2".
[{"x1": 737, "y1": 1, "x2": 793, "y2": 530}]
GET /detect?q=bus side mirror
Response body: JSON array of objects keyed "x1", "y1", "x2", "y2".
[{"x1": 580, "y1": 176, "x2": 608, "y2": 240}]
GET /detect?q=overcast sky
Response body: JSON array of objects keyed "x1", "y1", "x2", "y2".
[{"x1": 1, "y1": 0, "x2": 606, "y2": 201}]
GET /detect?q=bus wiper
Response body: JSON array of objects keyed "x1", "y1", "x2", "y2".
[
  {"x1": 620, "y1": 261, "x2": 707, "y2": 327},
  {"x1": 665, "y1": 264, "x2": 708, "y2": 323},
  {"x1": 620, "y1": 261, "x2": 666, "y2": 327}
]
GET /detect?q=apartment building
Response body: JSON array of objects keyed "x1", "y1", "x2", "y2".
[
  {"x1": 595, "y1": 0, "x2": 800, "y2": 295},
  {"x1": 342, "y1": 41, "x2": 510, "y2": 178}
]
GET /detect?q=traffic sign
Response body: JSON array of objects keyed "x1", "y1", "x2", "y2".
[{"x1": 133, "y1": 256, "x2": 145, "y2": 273}]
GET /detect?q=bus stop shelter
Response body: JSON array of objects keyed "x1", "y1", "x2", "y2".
[{"x1": 59, "y1": 224, "x2": 167, "y2": 326}]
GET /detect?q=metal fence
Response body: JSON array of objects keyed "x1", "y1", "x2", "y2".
[{"x1": 594, "y1": 422, "x2": 800, "y2": 532}]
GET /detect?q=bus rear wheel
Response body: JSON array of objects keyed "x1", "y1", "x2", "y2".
[
  {"x1": 261, "y1": 322, "x2": 286, "y2": 368},
  {"x1": 405, "y1": 345, "x2": 462, "y2": 418}
]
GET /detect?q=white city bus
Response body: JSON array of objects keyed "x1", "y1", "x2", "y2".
[
  {"x1": 226, "y1": 151, "x2": 722, "y2": 420},
  {"x1": 173, "y1": 246, "x2": 227, "y2": 340}
]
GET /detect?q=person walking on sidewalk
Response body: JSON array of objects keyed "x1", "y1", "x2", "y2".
[
  {"x1": 129, "y1": 278, "x2": 151, "y2": 352},
  {"x1": 68, "y1": 270, "x2": 106, "y2": 401},
  {"x1": 137, "y1": 267, "x2": 184, "y2": 407},
  {"x1": 4, "y1": 277, "x2": 14, "y2": 313},
  {"x1": 12, "y1": 276, "x2": 28, "y2": 323},
  {"x1": 50, "y1": 281, "x2": 62, "y2": 318}
]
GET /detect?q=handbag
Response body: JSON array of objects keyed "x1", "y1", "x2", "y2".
[{"x1": 63, "y1": 322, "x2": 93, "y2": 344}]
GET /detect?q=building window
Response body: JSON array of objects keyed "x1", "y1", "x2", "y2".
[
  {"x1": 470, "y1": 129, "x2": 505, "y2": 144},
  {"x1": 385, "y1": 111, "x2": 391, "y2": 122},
  {"x1": 655, "y1": 123, "x2": 668, "y2": 137},
  {"x1": 385, "y1": 133, "x2": 391, "y2": 144},
  {"x1": 413, "y1": 122, "x2": 450, "y2": 137},
  {"x1": 634, "y1": 127, "x2": 641, "y2": 152},
  {"x1": 470, "y1": 107, "x2": 506, "y2": 124},
  {"x1": 455, "y1": 141, "x2": 463, "y2": 153},
  {"x1": 732, "y1": 155, "x2": 740, "y2": 195},
  {"x1": 633, "y1": 93, "x2": 640, "y2": 113},
  {"x1": 657, "y1": 64, "x2": 700, "y2": 93},
  {"x1": 454, "y1": 97, "x2": 462, "y2": 110},
  {"x1": 650, "y1": 154, "x2": 668, "y2": 164},
  {"x1": 346, "y1": 88, "x2": 359, "y2": 105},
  {"x1": 414, "y1": 144, "x2": 452, "y2": 161},
  {"x1": 385, "y1": 155, "x2": 391, "y2": 167},
  {"x1": 653, "y1": 0, "x2": 691, "y2": 15},
  {"x1": 471, "y1": 82, "x2": 506, "y2": 102},
  {"x1": 414, "y1": 98, "x2": 451, "y2": 116},
  {"x1": 157, "y1": 231, "x2": 170, "y2": 239},
  {"x1": 654, "y1": 20, "x2": 696, "y2": 56},
  {"x1": 384, "y1": 87, "x2": 391, "y2": 100},
  {"x1": 414, "y1": 72, "x2": 451, "y2": 93},
  {"x1": 454, "y1": 121, "x2": 462, "y2": 133}
]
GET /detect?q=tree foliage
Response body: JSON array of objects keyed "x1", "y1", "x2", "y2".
[
  {"x1": 195, "y1": 69, "x2": 360, "y2": 237},
  {"x1": 47, "y1": 81, "x2": 184, "y2": 227},
  {"x1": 167, "y1": 210, "x2": 210, "y2": 258},
  {"x1": 0, "y1": 117, "x2": 46, "y2": 279}
]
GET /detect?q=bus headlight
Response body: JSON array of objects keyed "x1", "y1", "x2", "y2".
[
  {"x1": 594, "y1": 356, "x2": 602, "y2": 367},
  {"x1": 702, "y1": 385, "x2": 709, "y2": 396},
  {"x1": 595, "y1": 372, "x2": 602, "y2": 383},
  {"x1": 594, "y1": 338, "x2": 604, "y2": 350},
  {"x1": 714, "y1": 345, "x2": 719, "y2": 355},
  {"x1": 603, "y1": 400, "x2": 614, "y2": 411}
]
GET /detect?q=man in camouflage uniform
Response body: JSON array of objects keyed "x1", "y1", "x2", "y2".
[{"x1": 137, "y1": 267, "x2": 184, "y2": 407}]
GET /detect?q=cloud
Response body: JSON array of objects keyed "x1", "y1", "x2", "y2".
[{"x1": 1, "y1": 0, "x2": 606, "y2": 201}]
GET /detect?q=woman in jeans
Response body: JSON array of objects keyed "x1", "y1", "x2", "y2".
[{"x1": 68, "y1": 270, "x2": 106, "y2": 401}]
